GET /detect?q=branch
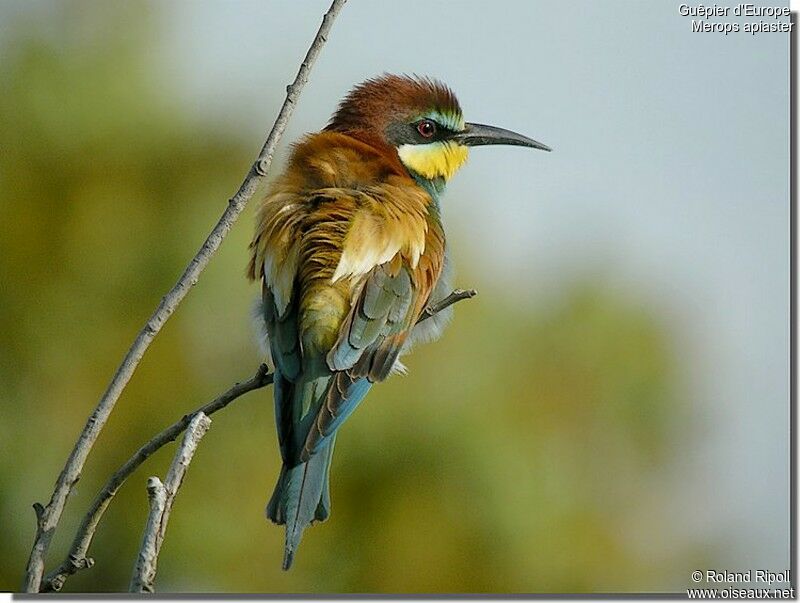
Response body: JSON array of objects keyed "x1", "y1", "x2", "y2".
[
  {"x1": 417, "y1": 288, "x2": 477, "y2": 323},
  {"x1": 41, "y1": 289, "x2": 474, "y2": 591},
  {"x1": 130, "y1": 478, "x2": 166, "y2": 593},
  {"x1": 22, "y1": 0, "x2": 347, "y2": 592},
  {"x1": 129, "y1": 412, "x2": 212, "y2": 593},
  {"x1": 41, "y1": 365, "x2": 273, "y2": 592}
]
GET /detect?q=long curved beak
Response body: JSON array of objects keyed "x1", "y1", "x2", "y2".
[{"x1": 454, "y1": 122, "x2": 551, "y2": 152}]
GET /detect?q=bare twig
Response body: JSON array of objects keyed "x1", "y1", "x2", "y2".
[
  {"x1": 129, "y1": 413, "x2": 212, "y2": 593},
  {"x1": 42, "y1": 365, "x2": 273, "y2": 592},
  {"x1": 131, "y1": 479, "x2": 167, "y2": 594},
  {"x1": 417, "y1": 288, "x2": 478, "y2": 322},
  {"x1": 22, "y1": 0, "x2": 347, "y2": 592},
  {"x1": 41, "y1": 289, "x2": 474, "y2": 592}
]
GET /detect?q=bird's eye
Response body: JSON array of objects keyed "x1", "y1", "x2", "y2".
[{"x1": 416, "y1": 120, "x2": 437, "y2": 138}]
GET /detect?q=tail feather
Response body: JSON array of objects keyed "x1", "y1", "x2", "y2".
[
  {"x1": 314, "y1": 434, "x2": 336, "y2": 521},
  {"x1": 266, "y1": 437, "x2": 336, "y2": 570}
]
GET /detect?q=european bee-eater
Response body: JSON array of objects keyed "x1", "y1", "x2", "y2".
[{"x1": 248, "y1": 74, "x2": 550, "y2": 569}]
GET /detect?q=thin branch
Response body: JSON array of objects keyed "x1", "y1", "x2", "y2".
[
  {"x1": 22, "y1": 0, "x2": 347, "y2": 592},
  {"x1": 42, "y1": 365, "x2": 273, "y2": 593},
  {"x1": 41, "y1": 289, "x2": 474, "y2": 592},
  {"x1": 129, "y1": 412, "x2": 212, "y2": 593},
  {"x1": 130, "y1": 478, "x2": 166, "y2": 594},
  {"x1": 417, "y1": 288, "x2": 478, "y2": 323}
]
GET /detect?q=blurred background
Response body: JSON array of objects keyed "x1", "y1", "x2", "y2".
[{"x1": 0, "y1": 0, "x2": 789, "y2": 594}]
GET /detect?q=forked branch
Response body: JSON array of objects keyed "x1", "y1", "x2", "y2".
[
  {"x1": 129, "y1": 413, "x2": 212, "y2": 593},
  {"x1": 41, "y1": 289, "x2": 474, "y2": 592},
  {"x1": 42, "y1": 366, "x2": 273, "y2": 592}
]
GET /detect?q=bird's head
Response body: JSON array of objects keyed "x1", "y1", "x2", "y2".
[{"x1": 326, "y1": 74, "x2": 550, "y2": 188}]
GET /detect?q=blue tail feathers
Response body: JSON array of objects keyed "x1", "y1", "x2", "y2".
[{"x1": 266, "y1": 437, "x2": 336, "y2": 570}]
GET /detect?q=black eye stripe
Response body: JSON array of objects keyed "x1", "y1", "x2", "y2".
[{"x1": 385, "y1": 119, "x2": 457, "y2": 147}]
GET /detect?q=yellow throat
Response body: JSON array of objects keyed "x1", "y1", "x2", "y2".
[{"x1": 397, "y1": 141, "x2": 469, "y2": 181}]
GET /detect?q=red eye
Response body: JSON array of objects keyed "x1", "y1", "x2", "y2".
[{"x1": 417, "y1": 120, "x2": 436, "y2": 138}]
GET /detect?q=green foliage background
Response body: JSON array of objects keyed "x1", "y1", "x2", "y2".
[{"x1": 0, "y1": 3, "x2": 707, "y2": 593}]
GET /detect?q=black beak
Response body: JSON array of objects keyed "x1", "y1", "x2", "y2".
[{"x1": 454, "y1": 122, "x2": 551, "y2": 152}]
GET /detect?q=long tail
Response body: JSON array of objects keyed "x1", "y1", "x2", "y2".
[{"x1": 266, "y1": 435, "x2": 336, "y2": 570}]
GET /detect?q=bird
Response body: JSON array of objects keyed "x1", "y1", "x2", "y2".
[{"x1": 247, "y1": 74, "x2": 550, "y2": 569}]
